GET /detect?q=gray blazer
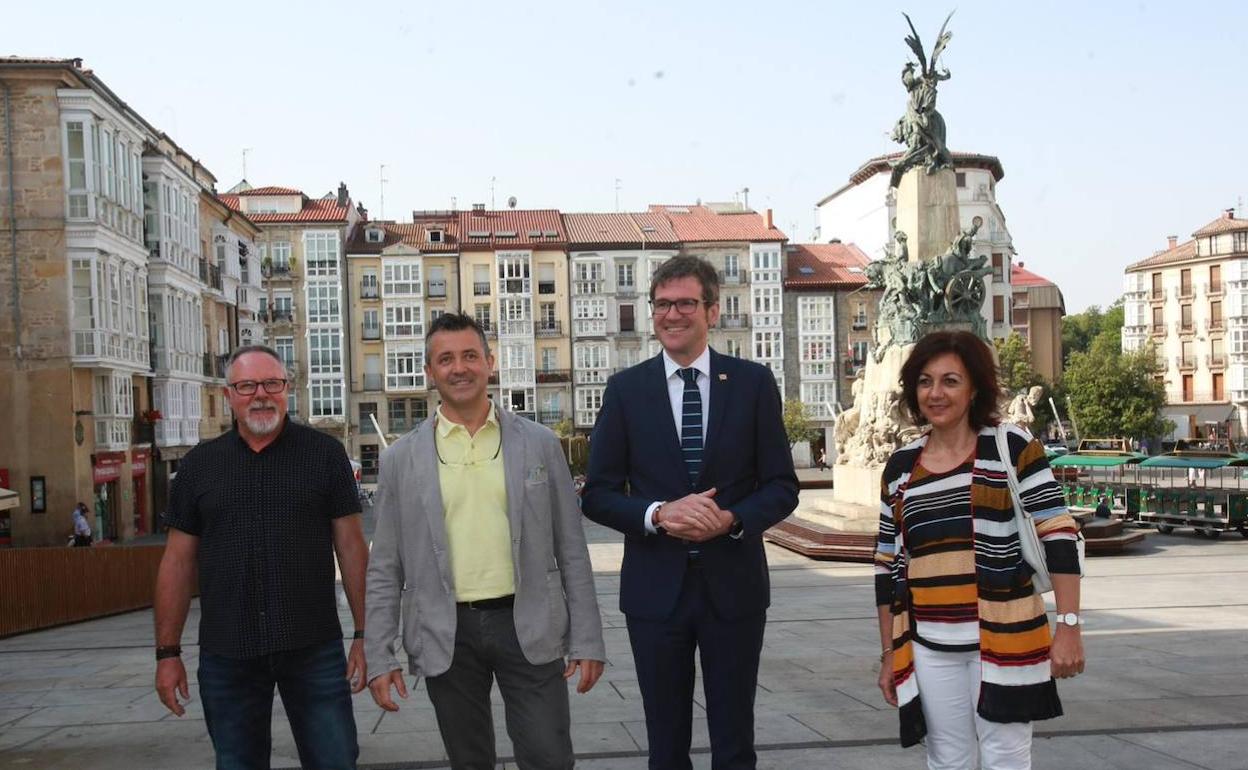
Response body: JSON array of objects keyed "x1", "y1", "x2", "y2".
[{"x1": 364, "y1": 408, "x2": 605, "y2": 680}]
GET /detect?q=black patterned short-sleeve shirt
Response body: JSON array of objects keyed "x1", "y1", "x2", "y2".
[{"x1": 166, "y1": 419, "x2": 361, "y2": 659}]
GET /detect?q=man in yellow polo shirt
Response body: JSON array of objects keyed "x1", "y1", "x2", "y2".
[{"x1": 365, "y1": 312, "x2": 605, "y2": 770}]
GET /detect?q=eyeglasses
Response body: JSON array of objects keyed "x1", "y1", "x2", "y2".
[
  {"x1": 435, "y1": 432, "x2": 502, "y2": 467},
  {"x1": 650, "y1": 298, "x2": 706, "y2": 316},
  {"x1": 227, "y1": 378, "x2": 288, "y2": 396}
]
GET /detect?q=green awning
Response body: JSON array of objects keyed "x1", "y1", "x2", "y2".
[
  {"x1": 1138, "y1": 455, "x2": 1243, "y2": 469},
  {"x1": 1050, "y1": 454, "x2": 1146, "y2": 468}
]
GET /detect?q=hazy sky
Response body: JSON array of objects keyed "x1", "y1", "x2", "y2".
[{"x1": 6, "y1": 0, "x2": 1246, "y2": 312}]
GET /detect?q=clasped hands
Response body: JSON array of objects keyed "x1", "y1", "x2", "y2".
[{"x1": 656, "y1": 488, "x2": 736, "y2": 542}]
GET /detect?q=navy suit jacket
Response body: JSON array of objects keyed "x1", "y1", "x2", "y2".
[{"x1": 582, "y1": 349, "x2": 799, "y2": 621}]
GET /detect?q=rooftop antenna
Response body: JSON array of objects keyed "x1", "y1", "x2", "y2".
[
  {"x1": 241, "y1": 147, "x2": 252, "y2": 180},
  {"x1": 614, "y1": 178, "x2": 622, "y2": 212},
  {"x1": 379, "y1": 164, "x2": 388, "y2": 220},
  {"x1": 490, "y1": 176, "x2": 496, "y2": 210},
  {"x1": 451, "y1": 196, "x2": 457, "y2": 210},
  {"x1": 742, "y1": 186, "x2": 750, "y2": 209}
]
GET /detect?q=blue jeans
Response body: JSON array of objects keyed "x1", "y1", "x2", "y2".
[{"x1": 198, "y1": 638, "x2": 358, "y2": 770}]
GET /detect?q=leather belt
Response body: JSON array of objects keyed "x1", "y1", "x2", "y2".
[{"x1": 458, "y1": 594, "x2": 515, "y2": 610}]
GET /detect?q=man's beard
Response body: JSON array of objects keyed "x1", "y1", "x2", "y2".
[{"x1": 243, "y1": 403, "x2": 282, "y2": 435}]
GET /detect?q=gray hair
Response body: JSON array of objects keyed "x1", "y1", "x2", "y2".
[{"x1": 225, "y1": 344, "x2": 284, "y2": 380}]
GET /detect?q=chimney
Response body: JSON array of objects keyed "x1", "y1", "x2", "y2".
[
  {"x1": 1167, "y1": 235, "x2": 1178, "y2": 250},
  {"x1": 1018, "y1": 261, "x2": 1025, "y2": 268},
  {"x1": 357, "y1": 203, "x2": 368, "y2": 219},
  {"x1": 764, "y1": 208, "x2": 773, "y2": 229},
  {"x1": 1226, "y1": 208, "x2": 1236, "y2": 220},
  {"x1": 337, "y1": 182, "x2": 348, "y2": 207}
]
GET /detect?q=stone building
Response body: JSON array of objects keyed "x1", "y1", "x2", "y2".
[{"x1": 1, "y1": 59, "x2": 156, "y2": 545}]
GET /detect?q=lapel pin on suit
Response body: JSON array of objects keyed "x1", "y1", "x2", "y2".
[{"x1": 718, "y1": 373, "x2": 728, "y2": 381}]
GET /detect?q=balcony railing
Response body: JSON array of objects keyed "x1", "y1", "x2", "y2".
[
  {"x1": 536, "y1": 369, "x2": 571, "y2": 384},
  {"x1": 473, "y1": 281, "x2": 491, "y2": 296},
  {"x1": 573, "y1": 319, "x2": 608, "y2": 336},
  {"x1": 1150, "y1": 288, "x2": 1165, "y2": 300},
  {"x1": 499, "y1": 319, "x2": 533, "y2": 336},
  {"x1": 362, "y1": 324, "x2": 381, "y2": 341},
  {"x1": 615, "y1": 284, "x2": 637, "y2": 297},
  {"x1": 615, "y1": 324, "x2": 638, "y2": 336},
  {"x1": 574, "y1": 280, "x2": 604, "y2": 295},
  {"x1": 538, "y1": 281, "x2": 556, "y2": 295},
  {"x1": 1207, "y1": 354, "x2": 1227, "y2": 368},
  {"x1": 1151, "y1": 323, "x2": 1166, "y2": 336},
  {"x1": 575, "y1": 368, "x2": 609, "y2": 385},
  {"x1": 536, "y1": 320, "x2": 562, "y2": 336},
  {"x1": 1206, "y1": 281, "x2": 1224, "y2": 296},
  {"x1": 1175, "y1": 355, "x2": 1197, "y2": 370},
  {"x1": 1177, "y1": 321, "x2": 1195, "y2": 334},
  {"x1": 479, "y1": 320, "x2": 496, "y2": 336},
  {"x1": 498, "y1": 278, "x2": 530, "y2": 295},
  {"x1": 719, "y1": 313, "x2": 749, "y2": 329},
  {"x1": 538, "y1": 409, "x2": 563, "y2": 424},
  {"x1": 201, "y1": 352, "x2": 227, "y2": 379},
  {"x1": 719, "y1": 270, "x2": 748, "y2": 285},
  {"x1": 851, "y1": 317, "x2": 868, "y2": 330},
  {"x1": 1178, "y1": 284, "x2": 1195, "y2": 299},
  {"x1": 363, "y1": 373, "x2": 383, "y2": 391},
  {"x1": 361, "y1": 286, "x2": 379, "y2": 300},
  {"x1": 427, "y1": 280, "x2": 447, "y2": 298}
]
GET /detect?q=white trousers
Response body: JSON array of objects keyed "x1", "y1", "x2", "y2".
[{"x1": 911, "y1": 644, "x2": 1033, "y2": 770}]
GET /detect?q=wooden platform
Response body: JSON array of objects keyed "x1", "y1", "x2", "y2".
[
  {"x1": 764, "y1": 517, "x2": 876, "y2": 562},
  {"x1": 1081, "y1": 517, "x2": 1148, "y2": 554},
  {"x1": 766, "y1": 514, "x2": 1147, "y2": 562}
]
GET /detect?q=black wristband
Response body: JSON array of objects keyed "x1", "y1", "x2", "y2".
[
  {"x1": 155, "y1": 645, "x2": 182, "y2": 660},
  {"x1": 352, "y1": 629, "x2": 365, "y2": 640}
]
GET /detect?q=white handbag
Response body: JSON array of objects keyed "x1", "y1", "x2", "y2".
[{"x1": 994, "y1": 424, "x2": 1084, "y2": 594}]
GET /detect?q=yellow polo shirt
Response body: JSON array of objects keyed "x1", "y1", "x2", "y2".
[{"x1": 435, "y1": 405, "x2": 514, "y2": 602}]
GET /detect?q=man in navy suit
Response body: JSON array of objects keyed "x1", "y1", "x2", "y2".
[{"x1": 582, "y1": 255, "x2": 799, "y2": 770}]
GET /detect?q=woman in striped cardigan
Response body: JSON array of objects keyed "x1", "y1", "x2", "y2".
[{"x1": 874, "y1": 331, "x2": 1084, "y2": 769}]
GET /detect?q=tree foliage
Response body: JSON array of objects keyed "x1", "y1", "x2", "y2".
[
  {"x1": 783, "y1": 398, "x2": 819, "y2": 448},
  {"x1": 1061, "y1": 300, "x2": 1124, "y2": 365},
  {"x1": 995, "y1": 332, "x2": 1042, "y2": 394},
  {"x1": 1062, "y1": 343, "x2": 1172, "y2": 439}
]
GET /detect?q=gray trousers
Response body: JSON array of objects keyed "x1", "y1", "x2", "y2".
[{"x1": 426, "y1": 604, "x2": 573, "y2": 770}]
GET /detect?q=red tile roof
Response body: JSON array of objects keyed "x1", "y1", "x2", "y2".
[
  {"x1": 1126, "y1": 238, "x2": 1198, "y2": 271},
  {"x1": 346, "y1": 220, "x2": 460, "y2": 254},
  {"x1": 457, "y1": 209, "x2": 567, "y2": 249},
  {"x1": 1193, "y1": 211, "x2": 1248, "y2": 237},
  {"x1": 236, "y1": 186, "x2": 304, "y2": 196},
  {"x1": 783, "y1": 242, "x2": 872, "y2": 289},
  {"x1": 218, "y1": 190, "x2": 349, "y2": 224},
  {"x1": 1010, "y1": 264, "x2": 1055, "y2": 288},
  {"x1": 648, "y1": 205, "x2": 787, "y2": 243},
  {"x1": 563, "y1": 212, "x2": 679, "y2": 248}
]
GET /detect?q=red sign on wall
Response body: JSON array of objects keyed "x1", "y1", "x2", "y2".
[
  {"x1": 131, "y1": 449, "x2": 148, "y2": 477},
  {"x1": 0, "y1": 468, "x2": 9, "y2": 489},
  {"x1": 92, "y1": 452, "x2": 125, "y2": 484}
]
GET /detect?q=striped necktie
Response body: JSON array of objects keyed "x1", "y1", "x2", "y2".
[{"x1": 679, "y1": 367, "x2": 703, "y2": 486}]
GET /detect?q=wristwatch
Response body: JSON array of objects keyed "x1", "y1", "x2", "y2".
[{"x1": 1055, "y1": 612, "x2": 1083, "y2": 627}]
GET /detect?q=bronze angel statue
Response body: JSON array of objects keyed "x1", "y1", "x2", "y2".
[{"x1": 889, "y1": 12, "x2": 955, "y2": 188}]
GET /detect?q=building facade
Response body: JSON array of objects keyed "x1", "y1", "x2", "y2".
[
  {"x1": 1010, "y1": 263, "x2": 1065, "y2": 383},
  {"x1": 1, "y1": 59, "x2": 157, "y2": 545},
  {"x1": 564, "y1": 212, "x2": 678, "y2": 429},
  {"x1": 814, "y1": 153, "x2": 1017, "y2": 341},
  {"x1": 455, "y1": 208, "x2": 572, "y2": 427},
  {"x1": 781, "y1": 242, "x2": 879, "y2": 458},
  {"x1": 344, "y1": 215, "x2": 459, "y2": 481},
  {"x1": 1123, "y1": 211, "x2": 1248, "y2": 440},
  {"x1": 221, "y1": 183, "x2": 360, "y2": 446}
]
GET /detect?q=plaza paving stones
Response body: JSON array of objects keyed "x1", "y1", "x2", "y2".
[{"x1": 1, "y1": 515, "x2": 1246, "y2": 769}]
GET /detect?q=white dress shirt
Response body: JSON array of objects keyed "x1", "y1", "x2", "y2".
[{"x1": 644, "y1": 347, "x2": 711, "y2": 533}]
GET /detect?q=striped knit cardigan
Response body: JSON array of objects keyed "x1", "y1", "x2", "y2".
[{"x1": 874, "y1": 423, "x2": 1081, "y2": 747}]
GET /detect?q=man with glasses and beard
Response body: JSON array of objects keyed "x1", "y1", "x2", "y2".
[
  {"x1": 154, "y1": 345, "x2": 369, "y2": 770},
  {"x1": 364, "y1": 312, "x2": 605, "y2": 770}
]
